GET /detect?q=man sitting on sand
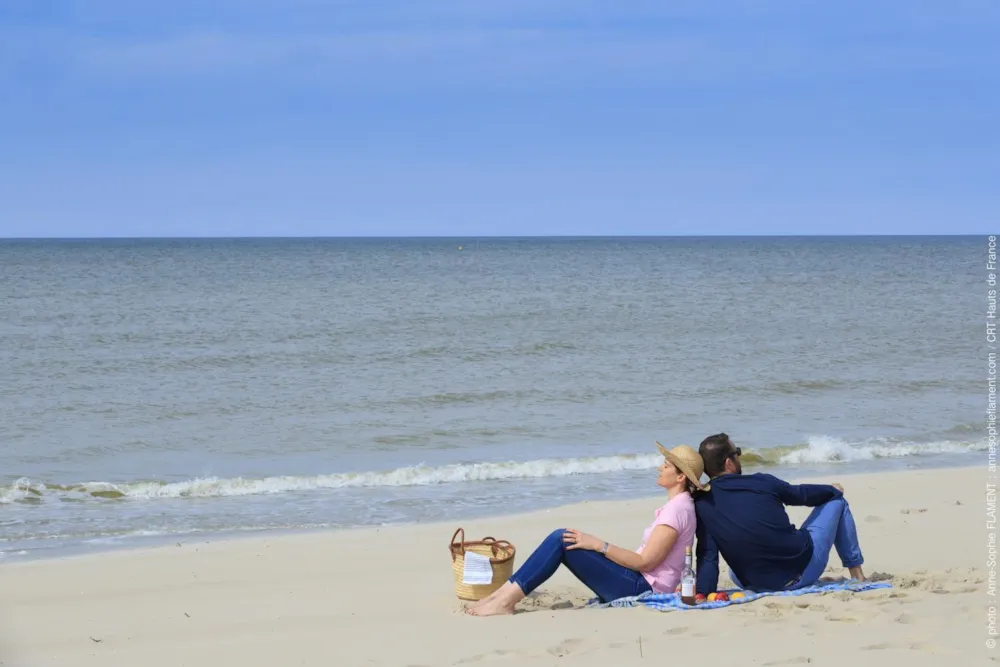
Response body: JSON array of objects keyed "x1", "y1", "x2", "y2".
[{"x1": 694, "y1": 433, "x2": 866, "y2": 596}]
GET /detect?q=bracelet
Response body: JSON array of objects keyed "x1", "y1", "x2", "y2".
[{"x1": 601, "y1": 541, "x2": 610, "y2": 555}]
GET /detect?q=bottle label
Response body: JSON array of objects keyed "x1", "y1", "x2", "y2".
[{"x1": 681, "y1": 581, "x2": 694, "y2": 597}]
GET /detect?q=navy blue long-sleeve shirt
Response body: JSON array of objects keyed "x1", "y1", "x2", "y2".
[{"x1": 694, "y1": 473, "x2": 843, "y2": 594}]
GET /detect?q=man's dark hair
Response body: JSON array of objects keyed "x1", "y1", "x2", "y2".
[{"x1": 699, "y1": 432, "x2": 734, "y2": 478}]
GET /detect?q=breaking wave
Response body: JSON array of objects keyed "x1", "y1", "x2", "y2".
[{"x1": 1, "y1": 436, "x2": 983, "y2": 505}]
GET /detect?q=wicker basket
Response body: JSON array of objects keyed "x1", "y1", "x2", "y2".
[{"x1": 448, "y1": 527, "x2": 516, "y2": 601}]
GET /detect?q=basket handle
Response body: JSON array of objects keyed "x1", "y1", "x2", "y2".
[
  {"x1": 488, "y1": 540, "x2": 513, "y2": 556},
  {"x1": 480, "y1": 536, "x2": 498, "y2": 556},
  {"x1": 449, "y1": 527, "x2": 465, "y2": 561},
  {"x1": 481, "y1": 538, "x2": 513, "y2": 557},
  {"x1": 449, "y1": 529, "x2": 513, "y2": 560}
]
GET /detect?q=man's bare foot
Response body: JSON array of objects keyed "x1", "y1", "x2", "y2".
[
  {"x1": 466, "y1": 596, "x2": 517, "y2": 616},
  {"x1": 848, "y1": 566, "x2": 866, "y2": 582}
]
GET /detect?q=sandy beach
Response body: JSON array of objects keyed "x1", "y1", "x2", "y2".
[{"x1": 1, "y1": 466, "x2": 988, "y2": 666}]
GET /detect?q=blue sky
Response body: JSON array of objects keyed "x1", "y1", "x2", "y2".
[{"x1": 1, "y1": 1, "x2": 997, "y2": 237}]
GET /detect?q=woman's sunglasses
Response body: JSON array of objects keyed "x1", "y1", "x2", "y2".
[{"x1": 728, "y1": 447, "x2": 742, "y2": 460}]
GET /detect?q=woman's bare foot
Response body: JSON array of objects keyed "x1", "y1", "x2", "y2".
[
  {"x1": 465, "y1": 591, "x2": 497, "y2": 610},
  {"x1": 848, "y1": 566, "x2": 866, "y2": 582},
  {"x1": 465, "y1": 588, "x2": 502, "y2": 611},
  {"x1": 465, "y1": 582, "x2": 525, "y2": 617},
  {"x1": 465, "y1": 596, "x2": 517, "y2": 616}
]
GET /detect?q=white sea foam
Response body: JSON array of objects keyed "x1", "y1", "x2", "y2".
[
  {"x1": 95, "y1": 453, "x2": 667, "y2": 499},
  {"x1": 0, "y1": 437, "x2": 984, "y2": 504},
  {"x1": 0, "y1": 453, "x2": 665, "y2": 503},
  {"x1": 777, "y1": 435, "x2": 987, "y2": 465}
]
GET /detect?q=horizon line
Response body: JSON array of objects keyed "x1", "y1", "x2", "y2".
[{"x1": 0, "y1": 233, "x2": 986, "y2": 241}]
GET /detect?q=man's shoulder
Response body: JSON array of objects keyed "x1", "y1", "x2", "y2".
[
  {"x1": 707, "y1": 472, "x2": 789, "y2": 490},
  {"x1": 746, "y1": 472, "x2": 786, "y2": 484},
  {"x1": 692, "y1": 488, "x2": 715, "y2": 513}
]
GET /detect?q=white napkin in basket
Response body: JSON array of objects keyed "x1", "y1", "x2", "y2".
[{"x1": 461, "y1": 551, "x2": 494, "y2": 585}]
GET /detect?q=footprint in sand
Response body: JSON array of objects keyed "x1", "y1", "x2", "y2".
[
  {"x1": 940, "y1": 585, "x2": 978, "y2": 594},
  {"x1": 947, "y1": 568, "x2": 985, "y2": 584},
  {"x1": 607, "y1": 636, "x2": 661, "y2": 650},
  {"x1": 875, "y1": 593, "x2": 913, "y2": 607},
  {"x1": 548, "y1": 600, "x2": 577, "y2": 610},
  {"x1": 894, "y1": 613, "x2": 914, "y2": 624},
  {"x1": 825, "y1": 614, "x2": 858, "y2": 623},
  {"x1": 546, "y1": 638, "x2": 585, "y2": 657},
  {"x1": 762, "y1": 657, "x2": 812, "y2": 666},
  {"x1": 662, "y1": 626, "x2": 689, "y2": 636},
  {"x1": 863, "y1": 640, "x2": 930, "y2": 651},
  {"x1": 522, "y1": 592, "x2": 577, "y2": 609},
  {"x1": 864, "y1": 515, "x2": 883, "y2": 523},
  {"x1": 454, "y1": 649, "x2": 516, "y2": 664},
  {"x1": 783, "y1": 601, "x2": 827, "y2": 611},
  {"x1": 895, "y1": 572, "x2": 940, "y2": 589},
  {"x1": 872, "y1": 591, "x2": 909, "y2": 605},
  {"x1": 916, "y1": 580, "x2": 977, "y2": 594}
]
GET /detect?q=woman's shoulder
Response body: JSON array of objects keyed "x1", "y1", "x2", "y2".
[{"x1": 660, "y1": 491, "x2": 695, "y2": 513}]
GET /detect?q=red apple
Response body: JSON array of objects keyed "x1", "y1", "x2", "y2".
[{"x1": 715, "y1": 591, "x2": 729, "y2": 602}]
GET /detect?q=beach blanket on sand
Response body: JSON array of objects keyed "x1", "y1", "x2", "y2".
[{"x1": 590, "y1": 580, "x2": 892, "y2": 610}]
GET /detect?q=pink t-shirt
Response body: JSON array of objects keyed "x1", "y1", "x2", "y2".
[{"x1": 637, "y1": 491, "x2": 696, "y2": 593}]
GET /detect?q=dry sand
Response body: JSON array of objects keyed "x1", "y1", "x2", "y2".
[{"x1": 1, "y1": 466, "x2": 991, "y2": 666}]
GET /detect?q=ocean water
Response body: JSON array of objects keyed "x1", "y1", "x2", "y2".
[{"x1": 0, "y1": 237, "x2": 985, "y2": 560}]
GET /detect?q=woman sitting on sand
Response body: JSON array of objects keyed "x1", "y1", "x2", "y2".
[{"x1": 467, "y1": 443, "x2": 705, "y2": 616}]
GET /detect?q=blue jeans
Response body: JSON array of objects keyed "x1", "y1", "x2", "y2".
[
  {"x1": 509, "y1": 529, "x2": 652, "y2": 603},
  {"x1": 793, "y1": 497, "x2": 864, "y2": 588},
  {"x1": 730, "y1": 499, "x2": 864, "y2": 591}
]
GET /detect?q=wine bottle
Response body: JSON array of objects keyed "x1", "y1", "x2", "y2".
[{"x1": 680, "y1": 545, "x2": 696, "y2": 605}]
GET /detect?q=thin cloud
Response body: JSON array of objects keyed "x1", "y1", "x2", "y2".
[
  {"x1": 68, "y1": 28, "x2": 707, "y2": 86},
  {"x1": 2, "y1": 1, "x2": 997, "y2": 94}
]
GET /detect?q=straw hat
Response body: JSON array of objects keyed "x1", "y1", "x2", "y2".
[{"x1": 655, "y1": 442, "x2": 709, "y2": 491}]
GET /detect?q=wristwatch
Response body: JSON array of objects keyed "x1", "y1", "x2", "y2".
[{"x1": 601, "y1": 541, "x2": 610, "y2": 555}]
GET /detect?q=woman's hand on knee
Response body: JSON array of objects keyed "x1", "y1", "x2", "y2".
[{"x1": 563, "y1": 528, "x2": 602, "y2": 551}]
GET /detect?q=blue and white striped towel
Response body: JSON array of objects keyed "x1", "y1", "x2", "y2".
[{"x1": 590, "y1": 579, "x2": 892, "y2": 610}]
